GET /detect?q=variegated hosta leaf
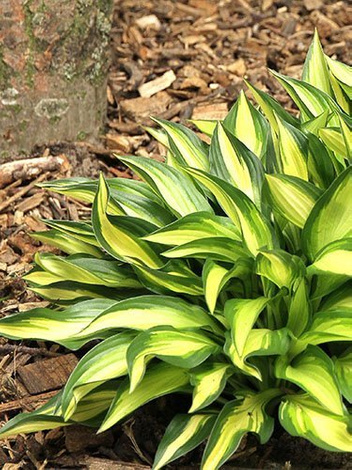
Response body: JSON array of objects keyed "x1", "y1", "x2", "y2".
[
  {"x1": 287, "y1": 278, "x2": 311, "y2": 337},
  {"x1": 271, "y1": 70, "x2": 338, "y2": 123},
  {"x1": 223, "y1": 90, "x2": 269, "y2": 158},
  {"x1": 279, "y1": 394, "x2": 352, "y2": 452},
  {"x1": 186, "y1": 169, "x2": 276, "y2": 255},
  {"x1": 190, "y1": 119, "x2": 217, "y2": 137},
  {"x1": 134, "y1": 260, "x2": 203, "y2": 296},
  {"x1": 275, "y1": 114, "x2": 309, "y2": 181},
  {"x1": 225, "y1": 297, "x2": 269, "y2": 357},
  {"x1": 320, "y1": 282, "x2": 352, "y2": 311},
  {"x1": 326, "y1": 55, "x2": 352, "y2": 100},
  {"x1": 144, "y1": 125, "x2": 170, "y2": 147},
  {"x1": 201, "y1": 390, "x2": 281, "y2": 470},
  {"x1": 309, "y1": 238, "x2": 352, "y2": 276},
  {"x1": 265, "y1": 174, "x2": 322, "y2": 228},
  {"x1": 209, "y1": 122, "x2": 264, "y2": 205},
  {"x1": 28, "y1": 281, "x2": 125, "y2": 303},
  {"x1": 338, "y1": 113, "x2": 352, "y2": 161},
  {"x1": 79, "y1": 296, "x2": 223, "y2": 339},
  {"x1": 334, "y1": 348, "x2": 352, "y2": 403},
  {"x1": 189, "y1": 362, "x2": 234, "y2": 413},
  {"x1": 245, "y1": 80, "x2": 299, "y2": 132},
  {"x1": 152, "y1": 117, "x2": 209, "y2": 171},
  {"x1": 0, "y1": 382, "x2": 119, "y2": 439},
  {"x1": 153, "y1": 413, "x2": 217, "y2": 470},
  {"x1": 162, "y1": 237, "x2": 250, "y2": 263},
  {"x1": 302, "y1": 109, "x2": 329, "y2": 135},
  {"x1": 126, "y1": 327, "x2": 221, "y2": 391},
  {"x1": 256, "y1": 249, "x2": 306, "y2": 289},
  {"x1": 224, "y1": 329, "x2": 291, "y2": 380},
  {"x1": 302, "y1": 30, "x2": 332, "y2": 97},
  {"x1": 42, "y1": 219, "x2": 100, "y2": 247},
  {"x1": 0, "y1": 299, "x2": 117, "y2": 349},
  {"x1": 275, "y1": 345, "x2": 344, "y2": 416},
  {"x1": 302, "y1": 166, "x2": 352, "y2": 260},
  {"x1": 119, "y1": 155, "x2": 212, "y2": 217},
  {"x1": 319, "y1": 127, "x2": 348, "y2": 163},
  {"x1": 306, "y1": 133, "x2": 336, "y2": 189},
  {"x1": 98, "y1": 363, "x2": 190, "y2": 433},
  {"x1": 31, "y1": 229, "x2": 104, "y2": 258},
  {"x1": 25, "y1": 253, "x2": 141, "y2": 288},
  {"x1": 61, "y1": 332, "x2": 136, "y2": 420},
  {"x1": 92, "y1": 174, "x2": 163, "y2": 268},
  {"x1": 202, "y1": 259, "x2": 252, "y2": 314},
  {"x1": 301, "y1": 309, "x2": 352, "y2": 345},
  {"x1": 144, "y1": 212, "x2": 240, "y2": 245}
]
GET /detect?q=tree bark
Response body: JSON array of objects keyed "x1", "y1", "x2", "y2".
[{"x1": 0, "y1": 0, "x2": 113, "y2": 158}]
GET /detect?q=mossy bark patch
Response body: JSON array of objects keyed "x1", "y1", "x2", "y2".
[{"x1": 0, "y1": 0, "x2": 113, "y2": 156}]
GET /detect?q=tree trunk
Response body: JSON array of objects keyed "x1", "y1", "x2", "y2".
[{"x1": 0, "y1": 0, "x2": 113, "y2": 158}]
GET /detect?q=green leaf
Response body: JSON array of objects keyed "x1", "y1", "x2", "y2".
[
  {"x1": 302, "y1": 30, "x2": 332, "y2": 96},
  {"x1": 144, "y1": 212, "x2": 240, "y2": 245},
  {"x1": 153, "y1": 413, "x2": 216, "y2": 470},
  {"x1": 186, "y1": 169, "x2": 275, "y2": 255},
  {"x1": 319, "y1": 127, "x2": 348, "y2": 162},
  {"x1": 201, "y1": 390, "x2": 280, "y2": 470},
  {"x1": 30, "y1": 230, "x2": 104, "y2": 258},
  {"x1": 326, "y1": 55, "x2": 352, "y2": 99},
  {"x1": 98, "y1": 363, "x2": 190, "y2": 433},
  {"x1": 287, "y1": 278, "x2": 311, "y2": 337},
  {"x1": 134, "y1": 260, "x2": 203, "y2": 296},
  {"x1": 202, "y1": 259, "x2": 252, "y2": 314},
  {"x1": 306, "y1": 133, "x2": 336, "y2": 189},
  {"x1": 334, "y1": 348, "x2": 352, "y2": 403},
  {"x1": 256, "y1": 249, "x2": 306, "y2": 289},
  {"x1": 279, "y1": 394, "x2": 352, "y2": 452},
  {"x1": 61, "y1": 332, "x2": 136, "y2": 420},
  {"x1": 245, "y1": 80, "x2": 299, "y2": 132},
  {"x1": 302, "y1": 166, "x2": 352, "y2": 260},
  {"x1": 152, "y1": 117, "x2": 209, "y2": 170},
  {"x1": 127, "y1": 327, "x2": 220, "y2": 391},
  {"x1": 265, "y1": 174, "x2": 322, "y2": 228},
  {"x1": 190, "y1": 119, "x2": 217, "y2": 136},
  {"x1": 224, "y1": 329, "x2": 291, "y2": 380},
  {"x1": 223, "y1": 90, "x2": 269, "y2": 158},
  {"x1": 275, "y1": 114, "x2": 309, "y2": 180},
  {"x1": 0, "y1": 299, "x2": 117, "y2": 349},
  {"x1": 276, "y1": 345, "x2": 344, "y2": 415},
  {"x1": 189, "y1": 362, "x2": 233, "y2": 413},
  {"x1": 80, "y1": 296, "x2": 222, "y2": 339},
  {"x1": 92, "y1": 174, "x2": 163, "y2": 268},
  {"x1": 310, "y1": 238, "x2": 352, "y2": 276},
  {"x1": 0, "y1": 382, "x2": 119, "y2": 439},
  {"x1": 209, "y1": 122, "x2": 265, "y2": 205},
  {"x1": 26, "y1": 253, "x2": 141, "y2": 288},
  {"x1": 320, "y1": 282, "x2": 352, "y2": 311},
  {"x1": 119, "y1": 155, "x2": 212, "y2": 217},
  {"x1": 162, "y1": 237, "x2": 250, "y2": 263},
  {"x1": 270, "y1": 70, "x2": 338, "y2": 122},
  {"x1": 301, "y1": 309, "x2": 352, "y2": 345},
  {"x1": 225, "y1": 297, "x2": 269, "y2": 357}
]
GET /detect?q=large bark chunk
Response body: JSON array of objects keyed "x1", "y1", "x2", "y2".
[{"x1": 0, "y1": 0, "x2": 113, "y2": 157}]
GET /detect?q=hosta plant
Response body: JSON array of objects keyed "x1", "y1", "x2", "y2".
[{"x1": 0, "y1": 31, "x2": 351, "y2": 468}]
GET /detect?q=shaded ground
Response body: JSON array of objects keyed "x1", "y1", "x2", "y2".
[{"x1": 0, "y1": 1, "x2": 351, "y2": 468}]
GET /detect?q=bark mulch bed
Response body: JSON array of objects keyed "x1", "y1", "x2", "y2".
[{"x1": 0, "y1": 0, "x2": 351, "y2": 468}]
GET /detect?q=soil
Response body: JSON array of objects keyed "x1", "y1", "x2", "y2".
[{"x1": 0, "y1": 0, "x2": 352, "y2": 468}]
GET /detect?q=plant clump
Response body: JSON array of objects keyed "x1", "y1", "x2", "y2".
[{"x1": 0, "y1": 31, "x2": 351, "y2": 468}]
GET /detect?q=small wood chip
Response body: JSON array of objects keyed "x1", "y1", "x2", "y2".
[
  {"x1": 17, "y1": 354, "x2": 79, "y2": 394},
  {"x1": 135, "y1": 14, "x2": 161, "y2": 31},
  {"x1": 138, "y1": 70, "x2": 176, "y2": 98},
  {"x1": 192, "y1": 102, "x2": 228, "y2": 120}
]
